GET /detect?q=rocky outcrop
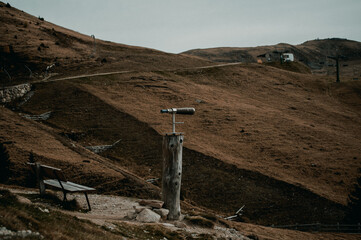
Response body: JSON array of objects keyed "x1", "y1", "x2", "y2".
[
  {"x1": 0, "y1": 226, "x2": 43, "y2": 239},
  {"x1": 0, "y1": 83, "x2": 31, "y2": 103},
  {"x1": 22, "y1": 111, "x2": 52, "y2": 121}
]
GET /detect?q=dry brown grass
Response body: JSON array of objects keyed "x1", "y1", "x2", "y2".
[
  {"x1": 185, "y1": 215, "x2": 215, "y2": 228},
  {"x1": 0, "y1": 189, "x2": 125, "y2": 239},
  {"x1": 1, "y1": 0, "x2": 361, "y2": 235}
]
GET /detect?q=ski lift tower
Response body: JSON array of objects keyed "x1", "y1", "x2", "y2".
[{"x1": 327, "y1": 55, "x2": 346, "y2": 83}]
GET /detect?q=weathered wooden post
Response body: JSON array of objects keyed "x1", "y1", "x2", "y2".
[
  {"x1": 160, "y1": 107, "x2": 195, "y2": 220},
  {"x1": 35, "y1": 162, "x2": 45, "y2": 195}
]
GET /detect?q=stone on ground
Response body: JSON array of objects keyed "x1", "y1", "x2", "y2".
[
  {"x1": 153, "y1": 208, "x2": 169, "y2": 219},
  {"x1": 136, "y1": 208, "x2": 161, "y2": 223}
]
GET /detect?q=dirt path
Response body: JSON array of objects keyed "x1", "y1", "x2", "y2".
[
  {"x1": 4, "y1": 186, "x2": 359, "y2": 240},
  {"x1": 33, "y1": 62, "x2": 243, "y2": 83},
  {"x1": 2, "y1": 186, "x2": 251, "y2": 240}
]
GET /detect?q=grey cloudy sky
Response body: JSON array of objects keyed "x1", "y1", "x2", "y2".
[{"x1": 6, "y1": 0, "x2": 361, "y2": 53}]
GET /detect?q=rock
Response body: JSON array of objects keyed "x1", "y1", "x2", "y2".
[
  {"x1": 133, "y1": 205, "x2": 149, "y2": 213},
  {"x1": 136, "y1": 209, "x2": 161, "y2": 223},
  {"x1": 139, "y1": 199, "x2": 164, "y2": 209},
  {"x1": 16, "y1": 195, "x2": 32, "y2": 205},
  {"x1": 161, "y1": 223, "x2": 174, "y2": 227},
  {"x1": 174, "y1": 221, "x2": 187, "y2": 228},
  {"x1": 0, "y1": 83, "x2": 31, "y2": 103},
  {"x1": 126, "y1": 211, "x2": 137, "y2": 220},
  {"x1": 153, "y1": 208, "x2": 169, "y2": 219}
]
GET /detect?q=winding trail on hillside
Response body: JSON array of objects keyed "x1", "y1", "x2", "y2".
[{"x1": 35, "y1": 62, "x2": 243, "y2": 83}]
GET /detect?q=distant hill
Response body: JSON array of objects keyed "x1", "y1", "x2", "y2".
[
  {"x1": 0, "y1": 2, "x2": 211, "y2": 85},
  {"x1": 183, "y1": 38, "x2": 361, "y2": 76}
]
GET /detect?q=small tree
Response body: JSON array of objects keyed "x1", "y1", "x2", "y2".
[
  {"x1": 0, "y1": 143, "x2": 10, "y2": 183},
  {"x1": 344, "y1": 172, "x2": 361, "y2": 223}
]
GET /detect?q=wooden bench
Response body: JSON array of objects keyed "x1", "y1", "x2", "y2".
[{"x1": 28, "y1": 162, "x2": 96, "y2": 210}]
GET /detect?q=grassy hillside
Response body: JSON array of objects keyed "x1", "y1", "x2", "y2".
[
  {"x1": 0, "y1": 2, "x2": 212, "y2": 85},
  {"x1": 1, "y1": 1, "x2": 361, "y2": 238},
  {"x1": 8, "y1": 62, "x2": 359, "y2": 225},
  {"x1": 183, "y1": 39, "x2": 361, "y2": 78}
]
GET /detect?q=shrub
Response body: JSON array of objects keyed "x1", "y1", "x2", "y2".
[{"x1": 0, "y1": 143, "x2": 10, "y2": 183}]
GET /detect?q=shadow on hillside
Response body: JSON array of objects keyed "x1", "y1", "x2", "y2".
[{"x1": 14, "y1": 81, "x2": 345, "y2": 225}]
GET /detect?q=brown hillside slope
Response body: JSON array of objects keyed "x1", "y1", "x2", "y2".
[
  {"x1": 183, "y1": 39, "x2": 361, "y2": 77},
  {"x1": 0, "y1": 2, "x2": 212, "y2": 84},
  {"x1": 14, "y1": 79, "x2": 346, "y2": 225},
  {"x1": 73, "y1": 64, "x2": 361, "y2": 206},
  {"x1": 1, "y1": 0, "x2": 361, "y2": 232},
  {"x1": 0, "y1": 106, "x2": 159, "y2": 199}
]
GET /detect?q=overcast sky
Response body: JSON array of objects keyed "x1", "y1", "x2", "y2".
[{"x1": 6, "y1": 0, "x2": 361, "y2": 53}]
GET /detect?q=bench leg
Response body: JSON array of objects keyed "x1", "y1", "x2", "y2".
[
  {"x1": 63, "y1": 191, "x2": 67, "y2": 202},
  {"x1": 84, "y1": 192, "x2": 91, "y2": 211}
]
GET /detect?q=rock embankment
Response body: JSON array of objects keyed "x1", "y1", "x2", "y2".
[
  {"x1": 0, "y1": 226, "x2": 43, "y2": 239},
  {"x1": 0, "y1": 83, "x2": 31, "y2": 103}
]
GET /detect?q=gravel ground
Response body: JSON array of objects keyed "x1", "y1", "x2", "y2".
[{"x1": 4, "y1": 187, "x2": 249, "y2": 240}]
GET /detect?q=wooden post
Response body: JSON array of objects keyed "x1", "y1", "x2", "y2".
[
  {"x1": 162, "y1": 133, "x2": 183, "y2": 220},
  {"x1": 35, "y1": 163, "x2": 45, "y2": 195}
]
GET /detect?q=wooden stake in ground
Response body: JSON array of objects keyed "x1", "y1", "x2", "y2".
[
  {"x1": 35, "y1": 162, "x2": 45, "y2": 195},
  {"x1": 160, "y1": 107, "x2": 195, "y2": 220},
  {"x1": 162, "y1": 133, "x2": 183, "y2": 220}
]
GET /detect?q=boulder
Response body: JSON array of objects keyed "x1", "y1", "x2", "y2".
[
  {"x1": 153, "y1": 208, "x2": 169, "y2": 219},
  {"x1": 136, "y1": 209, "x2": 161, "y2": 223},
  {"x1": 133, "y1": 205, "x2": 150, "y2": 213}
]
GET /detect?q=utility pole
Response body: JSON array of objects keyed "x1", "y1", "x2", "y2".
[
  {"x1": 327, "y1": 55, "x2": 346, "y2": 83},
  {"x1": 160, "y1": 107, "x2": 195, "y2": 220}
]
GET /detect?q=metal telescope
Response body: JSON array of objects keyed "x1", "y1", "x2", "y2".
[{"x1": 160, "y1": 107, "x2": 195, "y2": 133}]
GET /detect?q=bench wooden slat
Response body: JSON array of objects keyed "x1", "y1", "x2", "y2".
[
  {"x1": 28, "y1": 163, "x2": 67, "y2": 181},
  {"x1": 64, "y1": 181, "x2": 96, "y2": 192},
  {"x1": 44, "y1": 180, "x2": 95, "y2": 193},
  {"x1": 42, "y1": 167, "x2": 67, "y2": 182}
]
